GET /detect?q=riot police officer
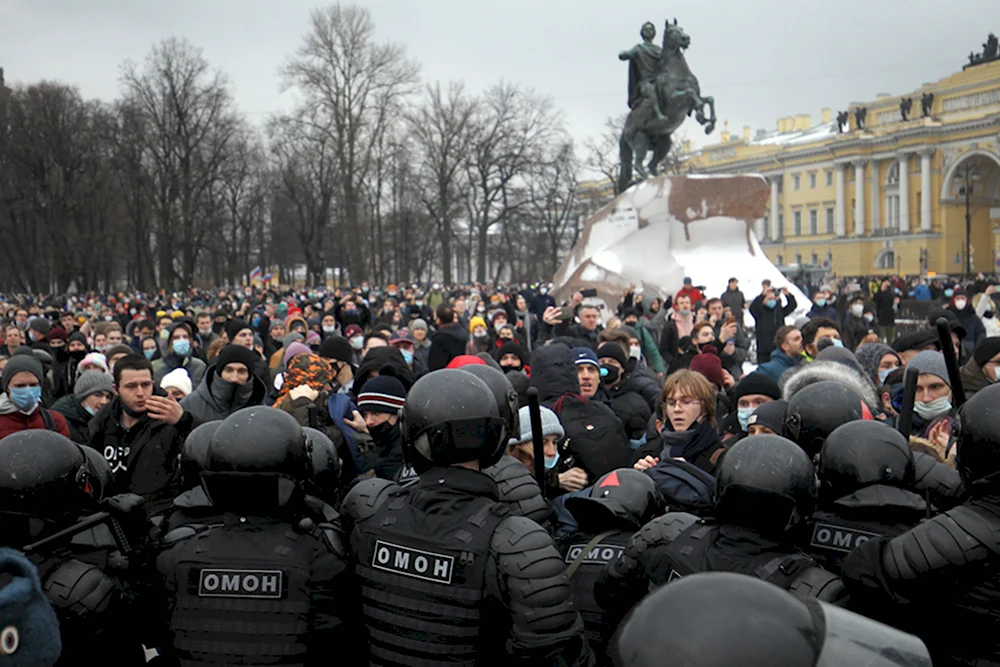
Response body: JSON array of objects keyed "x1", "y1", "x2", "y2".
[
  {"x1": 803, "y1": 421, "x2": 926, "y2": 570},
  {"x1": 155, "y1": 419, "x2": 221, "y2": 535},
  {"x1": 0, "y1": 430, "x2": 148, "y2": 665},
  {"x1": 611, "y1": 572, "x2": 931, "y2": 667},
  {"x1": 341, "y1": 369, "x2": 591, "y2": 665},
  {"x1": 842, "y1": 383, "x2": 1000, "y2": 665},
  {"x1": 595, "y1": 435, "x2": 843, "y2": 624},
  {"x1": 150, "y1": 407, "x2": 352, "y2": 666},
  {"x1": 561, "y1": 468, "x2": 662, "y2": 664}
]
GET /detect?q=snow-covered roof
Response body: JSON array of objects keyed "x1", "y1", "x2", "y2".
[{"x1": 749, "y1": 121, "x2": 838, "y2": 147}]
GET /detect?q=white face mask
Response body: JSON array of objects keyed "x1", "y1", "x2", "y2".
[
  {"x1": 850, "y1": 304, "x2": 864, "y2": 317},
  {"x1": 954, "y1": 298, "x2": 968, "y2": 310},
  {"x1": 629, "y1": 345, "x2": 641, "y2": 359}
]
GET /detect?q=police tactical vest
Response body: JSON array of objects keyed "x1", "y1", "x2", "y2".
[
  {"x1": 563, "y1": 530, "x2": 633, "y2": 662},
  {"x1": 353, "y1": 488, "x2": 510, "y2": 666},
  {"x1": 163, "y1": 517, "x2": 325, "y2": 666},
  {"x1": 655, "y1": 522, "x2": 818, "y2": 591},
  {"x1": 804, "y1": 511, "x2": 900, "y2": 569}
]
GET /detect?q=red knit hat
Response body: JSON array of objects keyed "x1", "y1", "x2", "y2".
[{"x1": 689, "y1": 345, "x2": 725, "y2": 390}]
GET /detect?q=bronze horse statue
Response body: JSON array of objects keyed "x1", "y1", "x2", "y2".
[{"x1": 618, "y1": 19, "x2": 716, "y2": 192}]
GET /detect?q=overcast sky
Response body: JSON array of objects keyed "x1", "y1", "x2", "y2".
[{"x1": 5, "y1": 0, "x2": 996, "y2": 156}]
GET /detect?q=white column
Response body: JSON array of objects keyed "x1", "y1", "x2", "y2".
[
  {"x1": 885, "y1": 195, "x2": 894, "y2": 231},
  {"x1": 835, "y1": 163, "x2": 846, "y2": 236},
  {"x1": 920, "y1": 149, "x2": 933, "y2": 232},
  {"x1": 769, "y1": 176, "x2": 780, "y2": 240},
  {"x1": 853, "y1": 160, "x2": 865, "y2": 236},
  {"x1": 870, "y1": 158, "x2": 880, "y2": 230},
  {"x1": 898, "y1": 153, "x2": 910, "y2": 233}
]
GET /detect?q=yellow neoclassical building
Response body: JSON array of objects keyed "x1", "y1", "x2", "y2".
[{"x1": 676, "y1": 47, "x2": 1000, "y2": 277}]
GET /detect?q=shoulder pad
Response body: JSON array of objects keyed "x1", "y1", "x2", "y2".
[
  {"x1": 161, "y1": 525, "x2": 205, "y2": 545},
  {"x1": 316, "y1": 522, "x2": 347, "y2": 558},
  {"x1": 884, "y1": 504, "x2": 1000, "y2": 579},
  {"x1": 491, "y1": 515, "x2": 556, "y2": 556},
  {"x1": 43, "y1": 558, "x2": 118, "y2": 615},
  {"x1": 341, "y1": 478, "x2": 401, "y2": 523},
  {"x1": 788, "y1": 565, "x2": 846, "y2": 603},
  {"x1": 647, "y1": 512, "x2": 700, "y2": 543},
  {"x1": 912, "y1": 452, "x2": 966, "y2": 505}
]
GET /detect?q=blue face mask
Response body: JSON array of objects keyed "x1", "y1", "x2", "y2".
[
  {"x1": 877, "y1": 367, "x2": 896, "y2": 385},
  {"x1": 400, "y1": 349, "x2": 414, "y2": 365},
  {"x1": 831, "y1": 338, "x2": 844, "y2": 348},
  {"x1": 144, "y1": 349, "x2": 155, "y2": 360},
  {"x1": 737, "y1": 407, "x2": 754, "y2": 432},
  {"x1": 9, "y1": 386, "x2": 41, "y2": 412},
  {"x1": 84, "y1": 404, "x2": 96, "y2": 416},
  {"x1": 765, "y1": 299, "x2": 777, "y2": 309},
  {"x1": 944, "y1": 289, "x2": 954, "y2": 298},
  {"x1": 172, "y1": 339, "x2": 191, "y2": 357},
  {"x1": 544, "y1": 452, "x2": 560, "y2": 470},
  {"x1": 814, "y1": 298, "x2": 826, "y2": 307}
]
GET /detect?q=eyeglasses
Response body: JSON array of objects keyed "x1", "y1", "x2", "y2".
[{"x1": 665, "y1": 398, "x2": 700, "y2": 409}]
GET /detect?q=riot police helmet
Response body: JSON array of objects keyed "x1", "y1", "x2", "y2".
[
  {"x1": 303, "y1": 427, "x2": 341, "y2": 504},
  {"x1": 818, "y1": 421, "x2": 913, "y2": 504},
  {"x1": 612, "y1": 572, "x2": 931, "y2": 667},
  {"x1": 785, "y1": 381, "x2": 870, "y2": 458},
  {"x1": 181, "y1": 420, "x2": 221, "y2": 490},
  {"x1": 401, "y1": 370, "x2": 506, "y2": 470},
  {"x1": 0, "y1": 431, "x2": 99, "y2": 541},
  {"x1": 565, "y1": 468, "x2": 662, "y2": 532},
  {"x1": 203, "y1": 407, "x2": 312, "y2": 511},
  {"x1": 715, "y1": 435, "x2": 817, "y2": 534},
  {"x1": 955, "y1": 384, "x2": 1000, "y2": 489},
  {"x1": 80, "y1": 445, "x2": 114, "y2": 501},
  {"x1": 456, "y1": 364, "x2": 520, "y2": 450}
]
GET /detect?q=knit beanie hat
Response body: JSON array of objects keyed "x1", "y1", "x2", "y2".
[
  {"x1": 357, "y1": 366, "x2": 407, "y2": 414},
  {"x1": 27, "y1": 318, "x2": 51, "y2": 337},
  {"x1": 494, "y1": 341, "x2": 527, "y2": 366},
  {"x1": 511, "y1": 404, "x2": 564, "y2": 446},
  {"x1": 746, "y1": 399, "x2": 789, "y2": 435},
  {"x1": 446, "y1": 355, "x2": 487, "y2": 369},
  {"x1": 225, "y1": 319, "x2": 251, "y2": 342},
  {"x1": 733, "y1": 372, "x2": 781, "y2": 401},
  {"x1": 73, "y1": 370, "x2": 114, "y2": 402},
  {"x1": 408, "y1": 318, "x2": 429, "y2": 333},
  {"x1": 0, "y1": 548, "x2": 62, "y2": 666},
  {"x1": 597, "y1": 343, "x2": 628, "y2": 368},
  {"x1": 160, "y1": 368, "x2": 193, "y2": 397},
  {"x1": 67, "y1": 331, "x2": 88, "y2": 347},
  {"x1": 77, "y1": 352, "x2": 109, "y2": 374},
  {"x1": 283, "y1": 342, "x2": 312, "y2": 368},
  {"x1": 855, "y1": 342, "x2": 900, "y2": 385},
  {"x1": 907, "y1": 350, "x2": 951, "y2": 386},
  {"x1": 689, "y1": 345, "x2": 725, "y2": 390},
  {"x1": 1, "y1": 356, "x2": 44, "y2": 391},
  {"x1": 571, "y1": 347, "x2": 600, "y2": 368},
  {"x1": 215, "y1": 345, "x2": 259, "y2": 376},
  {"x1": 269, "y1": 320, "x2": 285, "y2": 333},
  {"x1": 46, "y1": 327, "x2": 67, "y2": 344},
  {"x1": 469, "y1": 316, "x2": 487, "y2": 333},
  {"x1": 319, "y1": 335, "x2": 354, "y2": 364},
  {"x1": 973, "y1": 336, "x2": 1000, "y2": 368}
]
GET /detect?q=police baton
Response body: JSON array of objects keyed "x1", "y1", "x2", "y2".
[
  {"x1": 527, "y1": 387, "x2": 546, "y2": 488},
  {"x1": 22, "y1": 511, "x2": 113, "y2": 555},
  {"x1": 934, "y1": 317, "x2": 966, "y2": 409},
  {"x1": 896, "y1": 365, "x2": 919, "y2": 439}
]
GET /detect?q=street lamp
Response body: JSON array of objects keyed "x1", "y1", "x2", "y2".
[{"x1": 956, "y1": 162, "x2": 982, "y2": 277}]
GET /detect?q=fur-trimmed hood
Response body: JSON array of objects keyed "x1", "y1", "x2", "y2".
[{"x1": 780, "y1": 360, "x2": 879, "y2": 410}]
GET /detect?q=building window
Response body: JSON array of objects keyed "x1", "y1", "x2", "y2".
[
  {"x1": 885, "y1": 162, "x2": 901, "y2": 230},
  {"x1": 778, "y1": 213, "x2": 784, "y2": 239},
  {"x1": 793, "y1": 174, "x2": 800, "y2": 191},
  {"x1": 826, "y1": 170, "x2": 833, "y2": 186},
  {"x1": 763, "y1": 215, "x2": 770, "y2": 240},
  {"x1": 793, "y1": 211, "x2": 802, "y2": 236},
  {"x1": 809, "y1": 173, "x2": 817, "y2": 189},
  {"x1": 776, "y1": 254, "x2": 784, "y2": 266},
  {"x1": 811, "y1": 252, "x2": 818, "y2": 265},
  {"x1": 876, "y1": 249, "x2": 895, "y2": 269},
  {"x1": 795, "y1": 253, "x2": 802, "y2": 266},
  {"x1": 825, "y1": 207, "x2": 834, "y2": 234},
  {"x1": 777, "y1": 179, "x2": 783, "y2": 194},
  {"x1": 809, "y1": 209, "x2": 818, "y2": 235}
]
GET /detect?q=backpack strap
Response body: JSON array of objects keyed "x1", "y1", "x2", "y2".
[
  {"x1": 565, "y1": 530, "x2": 618, "y2": 579},
  {"x1": 40, "y1": 407, "x2": 56, "y2": 432}
]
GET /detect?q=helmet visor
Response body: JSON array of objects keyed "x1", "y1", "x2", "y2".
[{"x1": 814, "y1": 602, "x2": 931, "y2": 667}]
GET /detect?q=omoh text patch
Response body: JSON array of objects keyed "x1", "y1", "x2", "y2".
[
  {"x1": 372, "y1": 540, "x2": 454, "y2": 584},
  {"x1": 198, "y1": 569, "x2": 283, "y2": 599}
]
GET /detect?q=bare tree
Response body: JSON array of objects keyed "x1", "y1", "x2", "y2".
[
  {"x1": 281, "y1": 4, "x2": 420, "y2": 283},
  {"x1": 464, "y1": 82, "x2": 562, "y2": 283},
  {"x1": 119, "y1": 37, "x2": 239, "y2": 289},
  {"x1": 524, "y1": 141, "x2": 580, "y2": 275},
  {"x1": 409, "y1": 82, "x2": 477, "y2": 284},
  {"x1": 584, "y1": 114, "x2": 627, "y2": 196}
]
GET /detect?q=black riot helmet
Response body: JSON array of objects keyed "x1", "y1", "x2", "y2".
[
  {"x1": 715, "y1": 435, "x2": 817, "y2": 535},
  {"x1": 182, "y1": 420, "x2": 222, "y2": 490},
  {"x1": 203, "y1": 407, "x2": 312, "y2": 512},
  {"x1": 457, "y1": 364, "x2": 520, "y2": 448},
  {"x1": 612, "y1": 572, "x2": 932, "y2": 667},
  {"x1": 0, "y1": 431, "x2": 99, "y2": 543},
  {"x1": 303, "y1": 427, "x2": 341, "y2": 505},
  {"x1": 565, "y1": 468, "x2": 663, "y2": 532},
  {"x1": 401, "y1": 370, "x2": 506, "y2": 471},
  {"x1": 785, "y1": 381, "x2": 872, "y2": 458},
  {"x1": 955, "y1": 384, "x2": 1000, "y2": 490},
  {"x1": 818, "y1": 421, "x2": 913, "y2": 505},
  {"x1": 80, "y1": 444, "x2": 114, "y2": 501}
]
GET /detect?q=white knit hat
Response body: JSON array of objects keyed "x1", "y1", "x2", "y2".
[
  {"x1": 160, "y1": 368, "x2": 193, "y2": 397},
  {"x1": 510, "y1": 405, "x2": 565, "y2": 446}
]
